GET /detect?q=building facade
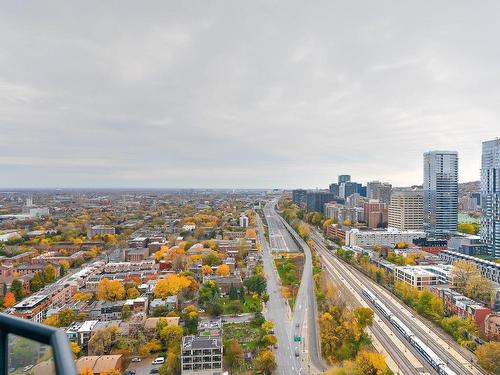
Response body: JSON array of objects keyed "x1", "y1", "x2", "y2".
[
  {"x1": 388, "y1": 189, "x2": 424, "y2": 231},
  {"x1": 439, "y1": 250, "x2": 500, "y2": 283},
  {"x1": 306, "y1": 191, "x2": 337, "y2": 213},
  {"x1": 344, "y1": 228, "x2": 426, "y2": 248},
  {"x1": 181, "y1": 336, "x2": 222, "y2": 375},
  {"x1": 480, "y1": 139, "x2": 500, "y2": 258},
  {"x1": 292, "y1": 189, "x2": 307, "y2": 206},
  {"x1": 363, "y1": 200, "x2": 388, "y2": 228},
  {"x1": 423, "y1": 150, "x2": 458, "y2": 237}
]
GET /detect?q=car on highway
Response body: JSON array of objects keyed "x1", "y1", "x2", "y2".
[
  {"x1": 294, "y1": 348, "x2": 300, "y2": 357},
  {"x1": 124, "y1": 371, "x2": 136, "y2": 375},
  {"x1": 150, "y1": 368, "x2": 159, "y2": 374},
  {"x1": 273, "y1": 343, "x2": 278, "y2": 349},
  {"x1": 295, "y1": 323, "x2": 300, "y2": 328}
]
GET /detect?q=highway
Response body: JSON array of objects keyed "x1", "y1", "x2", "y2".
[
  {"x1": 257, "y1": 210, "x2": 301, "y2": 374},
  {"x1": 309, "y1": 228, "x2": 486, "y2": 375},
  {"x1": 270, "y1": 201, "x2": 327, "y2": 373},
  {"x1": 265, "y1": 204, "x2": 299, "y2": 253}
]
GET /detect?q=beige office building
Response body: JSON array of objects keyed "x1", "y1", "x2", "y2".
[{"x1": 388, "y1": 189, "x2": 424, "y2": 230}]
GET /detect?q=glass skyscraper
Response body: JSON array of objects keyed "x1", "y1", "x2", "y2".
[
  {"x1": 480, "y1": 139, "x2": 500, "y2": 259},
  {"x1": 423, "y1": 151, "x2": 458, "y2": 237}
]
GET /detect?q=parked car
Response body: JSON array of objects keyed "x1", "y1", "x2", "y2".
[
  {"x1": 131, "y1": 357, "x2": 141, "y2": 362},
  {"x1": 152, "y1": 357, "x2": 165, "y2": 365}
]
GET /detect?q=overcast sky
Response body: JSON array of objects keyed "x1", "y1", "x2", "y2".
[{"x1": 1, "y1": 1, "x2": 499, "y2": 189}]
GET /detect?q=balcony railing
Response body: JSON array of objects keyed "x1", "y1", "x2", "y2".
[{"x1": 0, "y1": 313, "x2": 76, "y2": 375}]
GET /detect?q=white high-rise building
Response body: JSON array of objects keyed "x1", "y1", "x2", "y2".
[
  {"x1": 388, "y1": 189, "x2": 424, "y2": 231},
  {"x1": 239, "y1": 215, "x2": 249, "y2": 228},
  {"x1": 481, "y1": 139, "x2": 500, "y2": 258}
]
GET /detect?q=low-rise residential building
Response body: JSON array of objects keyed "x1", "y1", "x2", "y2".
[
  {"x1": 439, "y1": 250, "x2": 500, "y2": 283},
  {"x1": 181, "y1": 336, "x2": 223, "y2": 375},
  {"x1": 429, "y1": 285, "x2": 492, "y2": 331},
  {"x1": 484, "y1": 313, "x2": 500, "y2": 340},
  {"x1": 203, "y1": 275, "x2": 243, "y2": 295},
  {"x1": 345, "y1": 228, "x2": 426, "y2": 248},
  {"x1": 149, "y1": 296, "x2": 178, "y2": 314},
  {"x1": 13, "y1": 294, "x2": 51, "y2": 322},
  {"x1": 394, "y1": 265, "x2": 453, "y2": 290},
  {"x1": 87, "y1": 225, "x2": 115, "y2": 239},
  {"x1": 16, "y1": 262, "x2": 62, "y2": 278},
  {"x1": 125, "y1": 247, "x2": 150, "y2": 262}
]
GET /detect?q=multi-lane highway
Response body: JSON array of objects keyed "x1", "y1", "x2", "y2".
[
  {"x1": 257, "y1": 211, "x2": 301, "y2": 374},
  {"x1": 309, "y1": 228, "x2": 486, "y2": 375},
  {"x1": 265, "y1": 204, "x2": 299, "y2": 253},
  {"x1": 266, "y1": 200, "x2": 327, "y2": 373}
]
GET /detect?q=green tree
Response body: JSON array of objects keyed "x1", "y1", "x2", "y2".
[
  {"x1": 228, "y1": 284, "x2": 239, "y2": 300},
  {"x1": 30, "y1": 272, "x2": 45, "y2": 293},
  {"x1": 121, "y1": 304, "x2": 132, "y2": 320},
  {"x1": 198, "y1": 281, "x2": 220, "y2": 307},
  {"x1": 10, "y1": 279, "x2": 24, "y2": 301},
  {"x1": 57, "y1": 308, "x2": 76, "y2": 327},
  {"x1": 44, "y1": 264, "x2": 57, "y2": 283},
  {"x1": 243, "y1": 275, "x2": 267, "y2": 295}
]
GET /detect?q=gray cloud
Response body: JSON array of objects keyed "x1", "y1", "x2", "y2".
[{"x1": 1, "y1": 1, "x2": 499, "y2": 188}]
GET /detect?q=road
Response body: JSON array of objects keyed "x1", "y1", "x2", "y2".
[
  {"x1": 267, "y1": 200, "x2": 327, "y2": 373},
  {"x1": 309, "y1": 228, "x2": 486, "y2": 375},
  {"x1": 264, "y1": 203, "x2": 299, "y2": 253},
  {"x1": 257, "y1": 211, "x2": 301, "y2": 375}
]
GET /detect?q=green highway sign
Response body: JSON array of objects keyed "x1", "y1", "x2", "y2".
[{"x1": 294, "y1": 336, "x2": 301, "y2": 342}]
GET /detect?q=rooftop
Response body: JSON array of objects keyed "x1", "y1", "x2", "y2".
[{"x1": 182, "y1": 335, "x2": 221, "y2": 350}]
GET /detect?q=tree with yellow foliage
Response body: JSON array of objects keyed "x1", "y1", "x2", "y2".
[
  {"x1": 73, "y1": 292, "x2": 93, "y2": 302},
  {"x1": 475, "y1": 341, "x2": 500, "y2": 375},
  {"x1": 96, "y1": 278, "x2": 125, "y2": 301},
  {"x1": 80, "y1": 368, "x2": 93, "y2": 375},
  {"x1": 261, "y1": 320, "x2": 274, "y2": 333},
  {"x1": 70, "y1": 341, "x2": 81, "y2": 358},
  {"x1": 201, "y1": 265, "x2": 212, "y2": 275},
  {"x1": 126, "y1": 287, "x2": 140, "y2": 299},
  {"x1": 216, "y1": 264, "x2": 230, "y2": 276},
  {"x1": 42, "y1": 315, "x2": 59, "y2": 327},
  {"x1": 99, "y1": 369, "x2": 121, "y2": 375},
  {"x1": 451, "y1": 260, "x2": 479, "y2": 293},
  {"x1": 254, "y1": 350, "x2": 276, "y2": 374},
  {"x1": 153, "y1": 274, "x2": 191, "y2": 299},
  {"x1": 353, "y1": 350, "x2": 389, "y2": 375}
]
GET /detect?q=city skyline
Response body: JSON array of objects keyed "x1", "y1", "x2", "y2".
[{"x1": 1, "y1": 2, "x2": 500, "y2": 188}]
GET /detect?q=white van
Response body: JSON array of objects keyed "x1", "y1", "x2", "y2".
[{"x1": 152, "y1": 357, "x2": 165, "y2": 365}]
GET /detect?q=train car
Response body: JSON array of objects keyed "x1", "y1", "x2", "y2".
[
  {"x1": 410, "y1": 335, "x2": 445, "y2": 369},
  {"x1": 362, "y1": 288, "x2": 376, "y2": 302},
  {"x1": 390, "y1": 315, "x2": 413, "y2": 339},
  {"x1": 373, "y1": 298, "x2": 393, "y2": 319},
  {"x1": 438, "y1": 365, "x2": 458, "y2": 375}
]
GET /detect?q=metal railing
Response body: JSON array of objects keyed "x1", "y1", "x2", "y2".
[{"x1": 0, "y1": 313, "x2": 76, "y2": 375}]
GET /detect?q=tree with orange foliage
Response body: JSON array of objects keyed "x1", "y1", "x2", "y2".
[
  {"x1": 216, "y1": 264, "x2": 230, "y2": 276},
  {"x1": 202, "y1": 265, "x2": 213, "y2": 275},
  {"x1": 80, "y1": 368, "x2": 93, "y2": 375},
  {"x1": 3, "y1": 292, "x2": 16, "y2": 308}
]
